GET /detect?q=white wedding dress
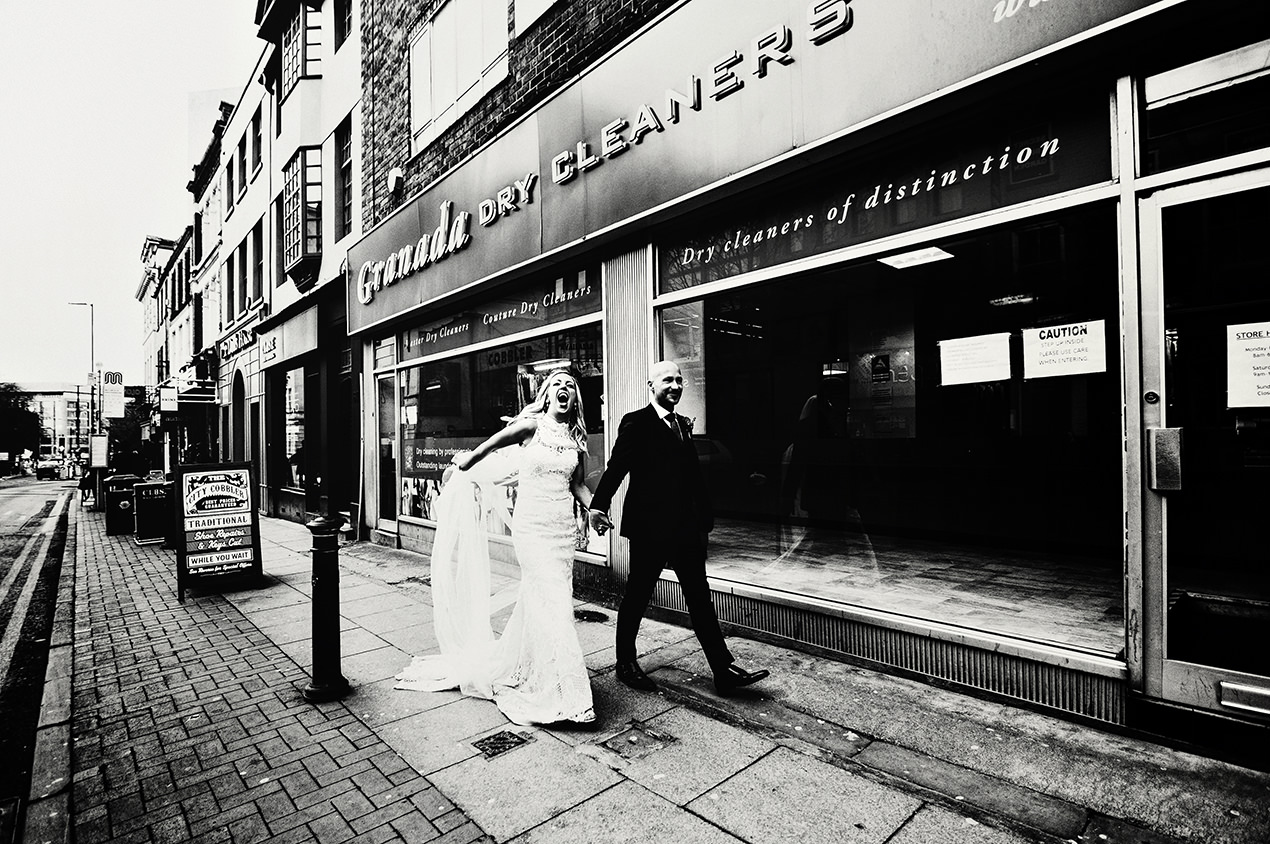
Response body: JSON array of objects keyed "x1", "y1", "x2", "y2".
[{"x1": 394, "y1": 416, "x2": 596, "y2": 726}]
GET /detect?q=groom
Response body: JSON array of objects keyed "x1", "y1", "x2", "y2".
[{"x1": 589, "y1": 360, "x2": 769, "y2": 695}]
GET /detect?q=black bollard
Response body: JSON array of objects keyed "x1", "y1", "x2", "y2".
[{"x1": 303, "y1": 514, "x2": 351, "y2": 703}]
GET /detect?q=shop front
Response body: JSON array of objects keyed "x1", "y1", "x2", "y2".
[
  {"x1": 218, "y1": 322, "x2": 262, "y2": 506},
  {"x1": 171, "y1": 350, "x2": 219, "y2": 466},
  {"x1": 350, "y1": 0, "x2": 1270, "y2": 742},
  {"x1": 257, "y1": 285, "x2": 353, "y2": 524},
  {"x1": 362, "y1": 268, "x2": 606, "y2": 562},
  {"x1": 1138, "y1": 172, "x2": 1270, "y2": 726}
]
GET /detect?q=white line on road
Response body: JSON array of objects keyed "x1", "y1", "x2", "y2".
[{"x1": 0, "y1": 493, "x2": 68, "y2": 688}]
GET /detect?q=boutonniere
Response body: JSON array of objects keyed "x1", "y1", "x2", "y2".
[{"x1": 686, "y1": 416, "x2": 696, "y2": 434}]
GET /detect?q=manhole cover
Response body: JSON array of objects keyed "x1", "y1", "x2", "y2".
[
  {"x1": 574, "y1": 609, "x2": 609, "y2": 623},
  {"x1": 602, "y1": 723, "x2": 676, "y2": 760},
  {"x1": 473, "y1": 730, "x2": 534, "y2": 758}
]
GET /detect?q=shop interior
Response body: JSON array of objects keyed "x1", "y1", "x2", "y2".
[{"x1": 663, "y1": 204, "x2": 1126, "y2": 656}]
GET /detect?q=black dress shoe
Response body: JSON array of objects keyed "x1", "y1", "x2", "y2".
[
  {"x1": 714, "y1": 663, "x2": 770, "y2": 695},
  {"x1": 615, "y1": 660, "x2": 658, "y2": 691}
]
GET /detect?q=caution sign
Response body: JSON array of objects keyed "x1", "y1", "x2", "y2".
[
  {"x1": 174, "y1": 462, "x2": 263, "y2": 600},
  {"x1": 1022, "y1": 319, "x2": 1107, "y2": 380}
]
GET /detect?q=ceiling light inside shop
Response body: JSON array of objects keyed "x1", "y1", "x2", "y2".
[
  {"x1": 878, "y1": 247, "x2": 953, "y2": 269},
  {"x1": 528, "y1": 358, "x2": 572, "y2": 373},
  {"x1": 989, "y1": 293, "x2": 1036, "y2": 307},
  {"x1": 822, "y1": 361, "x2": 849, "y2": 376}
]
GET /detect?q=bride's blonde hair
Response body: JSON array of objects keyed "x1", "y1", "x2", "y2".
[{"x1": 514, "y1": 369, "x2": 587, "y2": 450}]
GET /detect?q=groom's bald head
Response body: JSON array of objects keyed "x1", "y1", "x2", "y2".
[
  {"x1": 648, "y1": 360, "x2": 684, "y2": 411},
  {"x1": 649, "y1": 360, "x2": 680, "y2": 383}
]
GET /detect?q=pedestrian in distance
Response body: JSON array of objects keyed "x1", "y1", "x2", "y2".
[
  {"x1": 395, "y1": 369, "x2": 596, "y2": 727},
  {"x1": 589, "y1": 360, "x2": 770, "y2": 695}
]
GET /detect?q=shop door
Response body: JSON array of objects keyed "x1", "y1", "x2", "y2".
[
  {"x1": 376, "y1": 374, "x2": 398, "y2": 531},
  {"x1": 1140, "y1": 170, "x2": 1270, "y2": 719}
]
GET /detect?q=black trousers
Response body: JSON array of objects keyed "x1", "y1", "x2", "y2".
[{"x1": 617, "y1": 536, "x2": 733, "y2": 675}]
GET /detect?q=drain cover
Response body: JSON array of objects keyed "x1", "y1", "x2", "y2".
[
  {"x1": 574, "y1": 609, "x2": 609, "y2": 623},
  {"x1": 473, "y1": 730, "x2": 534, "y2": 758},
  {"x1": 602, "y1": 723, "x2": 676, "y2": 760}
]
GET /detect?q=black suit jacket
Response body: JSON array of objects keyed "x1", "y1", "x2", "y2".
[{"x1": 591, "y1": 404, "x2": 713, "y2": 542}]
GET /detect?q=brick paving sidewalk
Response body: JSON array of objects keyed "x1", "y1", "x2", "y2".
[{"x1": 70, "y1": 507, "x2": 490, "y2": 844}]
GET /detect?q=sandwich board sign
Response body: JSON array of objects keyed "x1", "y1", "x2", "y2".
[{"x1": 174, "y1": 462, "x2": 262, "y2": 601}]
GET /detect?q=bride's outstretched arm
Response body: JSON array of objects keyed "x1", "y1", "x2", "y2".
[
  {"x1": 571, "y1": 454, "x2": 592, "y2": 510},
  {"x1": 452, "y1": 417, "x2": 537, "y2": 471}
]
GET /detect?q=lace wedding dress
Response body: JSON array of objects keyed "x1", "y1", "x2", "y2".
[{"x1": 394, "y1": 416, "x2": 596, "y2": 726}]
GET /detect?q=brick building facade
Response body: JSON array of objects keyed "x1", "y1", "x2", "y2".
[{"x1": 360, "y1": 0, "x2": 679, "y2": 231}]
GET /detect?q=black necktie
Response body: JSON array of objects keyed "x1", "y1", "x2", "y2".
[{"x1": 667, "y1": 413, "x2": 682, "y2": 441}]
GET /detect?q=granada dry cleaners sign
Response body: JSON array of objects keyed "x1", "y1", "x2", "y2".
[
  {"x1": 354, "y1": 1, "x2": 853, "y2": 309},
  {"x1": 356, "y1": 178, "x2": 538, "y2": 307},
  {"x1": 352, "y1": 0, "x2": 1157, "y2": 316}
]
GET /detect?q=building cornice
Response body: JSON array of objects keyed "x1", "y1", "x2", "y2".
[{"x1": 187, "y1": 101, "x2": 235, "y2": 199}]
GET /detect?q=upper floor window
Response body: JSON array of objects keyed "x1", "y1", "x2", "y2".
[
  {"x1": 409, "y1": 0, "x2": 508, "y2": 155},
  {"x1": 225, "y1": 252, "x2": 236, "y2": 323},
  {"x1": 252, "y1": 220, "x2": 264, "y2": 301},
  {"x1": 335, "y1": 116, "x2": 353, "y2": 240},
  {"x1": 283, "y1": 147, "x2": 322, "y2": 271},
  {"x1": 251, "y1": 107, "x2": 262, "y2": 171},
  {"x1": 515, "y1": 0, "x2": 556, "y2": 35},
  {"x1": 237, "y1": 240, "x2": 249, "y2": 313},
  {"x1": 226, "y1": 159, "x2": 236, "y2": 213},
  {"x1": 335, "y1": 0, "x2": 353, "y2": 51},
  {"x1": 274, "y1": 197, "x2": 287, "y2": 286},
  {"x1": 281, "y1": 6, "x2": 322, "y2": 100},
  {"x1": 236, "y1": 137, "x2": 248, "y2": 198}
]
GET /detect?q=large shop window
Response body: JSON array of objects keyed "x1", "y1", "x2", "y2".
[
  {"x1": 661, "y1": 205, "x2": 1123, "y2": 654},
  {"x1": 397, "y1": 323, "x2": 606, "y2": 554},
  {"x1": 283, "y1": 366, "x2": 306, "y2": 489}
]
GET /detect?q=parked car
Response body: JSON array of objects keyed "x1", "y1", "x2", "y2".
[{"x1": 35, "y1": 456, "x2": 60, "y2": 480}]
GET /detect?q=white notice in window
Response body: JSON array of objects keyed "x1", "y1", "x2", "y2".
[
  {"x1": 939, "y1": 333, "x2": 1011, "y2": 386},
  {"x1": 1227, "y1": 320, "x2": 1270, "y2": 408},
  {"x1": 1022, "y1": 319, "x2": 1107, "y2": 379}
]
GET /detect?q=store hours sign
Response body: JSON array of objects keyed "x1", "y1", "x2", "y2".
[
  {"x1": 174, "y1": 463, "x2": 263, "y2": 601},
  {"x1": 1227, "y1": 321, "x2": 1270, "y2": 408}
]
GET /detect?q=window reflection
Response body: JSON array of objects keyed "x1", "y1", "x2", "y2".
[
  {"x1": 660, "y1": 205, "x2": 1124, "y2": 653},
  {"x1": 283, "y1": 366, "x2": 305, "y2": 489},
  {"x1": 397, "y1": 323, "x2": 607, "y2": 553}
]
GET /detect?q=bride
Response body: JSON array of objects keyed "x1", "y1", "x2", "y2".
[{"x1": 395, "y1": 369, "x2": 596, "y2": 726}]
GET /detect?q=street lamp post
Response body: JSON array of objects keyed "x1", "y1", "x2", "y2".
[{"x1": 68, "y1": 302, "x2": 95, "y2": 435}]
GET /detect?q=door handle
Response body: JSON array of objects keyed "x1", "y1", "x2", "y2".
[{"x1": 1148, "y1": 427, "x2": 1183, "y2": 491}]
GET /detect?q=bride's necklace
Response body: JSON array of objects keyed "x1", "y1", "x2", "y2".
[{"x1": 537, "y1": 413, "x2": 575, "y2": 452}]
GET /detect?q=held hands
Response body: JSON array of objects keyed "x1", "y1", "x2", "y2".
[{"x1": 589, "y1": 509, "x2": 614, "y2": 536}]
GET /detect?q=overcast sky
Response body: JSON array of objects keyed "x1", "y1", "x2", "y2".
[{"x1": 0, "y1": 1, "x2": 264, "y2": 387}]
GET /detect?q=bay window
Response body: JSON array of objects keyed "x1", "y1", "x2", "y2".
[{"x1": 282, "y1": 147, "x2": 322, "y2": 285}]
